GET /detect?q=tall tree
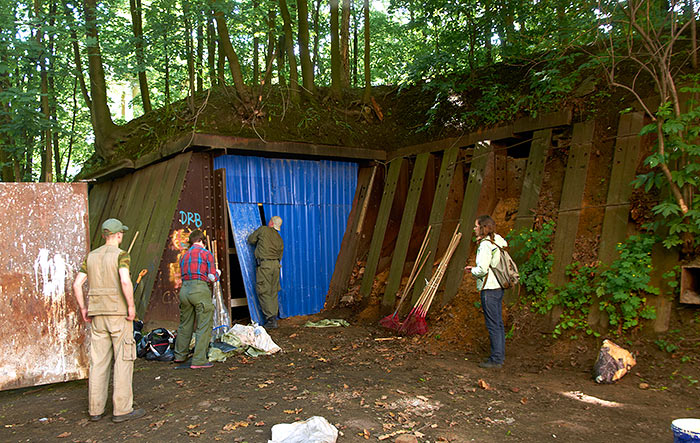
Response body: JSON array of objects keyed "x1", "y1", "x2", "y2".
[
  {"x1": 34, "y1": 0, "x2": 52, "y2": 181},
  {"x1": 212, "y1": 0, "x2": 250, "y2": 104},
  {"x1": 84, "y1": 0, "x2": 119, "y2": 159},
  {"x1": 297, "y1": 0, "x2": 314, "y2": 93},
  {"x1": 130, "y1": 0, "x2": 152, "y2": 113},
  {"x1": 279, "y1": 0, "x2": 299, "y2": 100},
  {"x1": 252, "y1": 0, "x2": 260, "y2": 86},
  {"x1": 263, "y1": 6, "x2": 276, "y2": 86},
  {"x1": 329, "y1": 0, "x2": 341, "y2": 95},
  {"x1": 362, "y1": 0, "x2": 370, "y2": 102},
  {"x1": 340, "y1": 0, "x2": 350, "y2": 87}
]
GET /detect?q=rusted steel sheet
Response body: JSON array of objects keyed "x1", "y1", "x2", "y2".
[
  {"x1": 143, "y1": 153, "x2": 216, "y2": 327},
  {"x1": 88, "y1": 152, "x2": 193, "y2": 320},
  {"x1": 0, "y1": 183, "x2": 90, "y2": 391}
]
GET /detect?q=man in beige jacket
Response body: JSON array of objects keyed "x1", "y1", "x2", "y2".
[{"x1": 73, "y1": 218, "x2": 145, "y2": 423}]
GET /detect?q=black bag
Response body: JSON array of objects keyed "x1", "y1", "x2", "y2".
[{"x1": 140, "y1": 328, "x2": 176, "y2": 361}]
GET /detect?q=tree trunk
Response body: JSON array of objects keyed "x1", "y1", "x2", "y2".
[
  {"x1": 130, "y1": 0, "x2": 152, "y2": 113},
  {"x1": 84, "y1": 0, "x2": 119, "y2": 159},
  {"x1": 35, "y1": 0, "x2": 52, "y2": 182},
  {"x1": 0, "y1": 58, "x2": 14, "y2": 182},
  {"x1": 197, "y1": 20, "x2": 204, "y2": 92},
  {"x1": 48, "y1": 0, "x2": 60, "y2": 181},
  {"x1": 212, "y1": 2, "x2": 250, "y2": 104},
  {"x1": 207, "y1": 16, "x2": 217, "y2": 87},
  {"x1": 63, "y1": 77, "x2": 78, "y2": 180},
  {"x1": 217, "y1": 37, "x2": 225, "y2": 86},
  {"x1": 340, "y1": 0, "x2": 350, "y2": 88},
  {"x1": 297, "y1": 0, "x2": 314, "y2": 94},
  {"x1": 330, "y1": 0, "x2": 341, "y2": 95},
  {"x1": 163, "y1": 31, "x2": 171, "y2": 103},
  {"x1": 277, "y1": 34, "x2": 286, "y2": 86},
  {"x1": 362, "y1": 0, "x2": 370, "y2": 103},
  {"x1": 252, "y1": 0, "x2": 260, "y2": 86},
  {"x1": 353, "y1": 4, "x2": 358, "y2": 87},
  {"x1": 312, "y1": 0, "x2": 321, "y2": 76},
  {"x1": 263, "y1": 6, "x2": 276, "y2": 86},
  {"x1": 279, "y1": 0, "x2": 299, "y2": 100},
  {"x1": 63, "y1": 1, "x2": 91, "y2": 109},
  {"x1": 183, "y1": 0, "x2": 196, "y2": 103}
]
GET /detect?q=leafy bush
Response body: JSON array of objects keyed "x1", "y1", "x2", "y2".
[{"x1": 507, "y1": 221, "x2": 555, "y2": 313}]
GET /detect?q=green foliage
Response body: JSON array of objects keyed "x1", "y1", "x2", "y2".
[
  {"x1": 631, "y1": 77, "x2": 700, "y2": 249},
  {"x1": 511, "y1": 223, "x2": 659, "y2": 337},
  {"x1": 551, "y1": 263, "x2": 599, "y2": 338},
  {"x1": 596, "y1": 235, "x2": 658, "y2": 333},
  {"x1": 507, "y1": 221, "x2": 555, "y2": 313}
]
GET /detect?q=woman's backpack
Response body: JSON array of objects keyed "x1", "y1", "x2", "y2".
[{"x1": 485, "y1": 240, "x2": 520, "y2": 289}]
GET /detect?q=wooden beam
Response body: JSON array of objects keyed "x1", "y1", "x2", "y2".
[
  {"x1": 359, "y1": 158, "x2": 404, "y2": 298},
  {"x1": 442, "y1": 141, "x2": 493, "y2": 306},
  {"x1": 598, "y1": 112, "x2": 644, "y2": 264},
  {"x1": 410, "y1": 146, "x2": 461, "y2": 303},
  {"x1": 513, "y1": 109, "x2": 572, "y2": 133},
  {"x1": 197, "y1": 133, "x2": 386, "y2": 160},
  {"x1": 549, "y1": 120, "x2": 595, "y2": 289},
  {"x1": 382, "y1": 153, "x2": 430, "y2": 308},
  {"x1": 513, "y1": 129, "x2": 553, "y2": 232},
  {"x1": 327, "y1": 165, "x2": 376, "y2": 307}
]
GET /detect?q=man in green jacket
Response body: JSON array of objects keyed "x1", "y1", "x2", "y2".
[{"x1": 247, "y1": 216, "x2": 283, "y2": 328}]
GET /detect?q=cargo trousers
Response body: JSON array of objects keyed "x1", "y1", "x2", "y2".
[
  {"x1": 89, "y1": 315, "x2": 136, "y2": 417},
  {"x1": 255, "y1": 259, "x2": 281, "y2": 321},
  {"x1": 174, "y1": 280, "x2": 214, "y2": 366}
]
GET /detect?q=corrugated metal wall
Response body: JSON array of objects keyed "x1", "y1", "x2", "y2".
[{"x1": 214, "y1": 155, "x2": 358, "y2": 321}]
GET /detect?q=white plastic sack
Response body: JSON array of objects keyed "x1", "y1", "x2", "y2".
[
  {"x1": 227, "y1": 323, "x2": 281, "y2": 354},
  {"x1": 269, "y1": 416, "x2": 338, "y2": 443}
]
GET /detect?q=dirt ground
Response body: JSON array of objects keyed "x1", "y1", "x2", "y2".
[{"x1": 1, "y1": 309, "x2": 699, "y2": 443}]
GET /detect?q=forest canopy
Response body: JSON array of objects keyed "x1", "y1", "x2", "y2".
[{"x1": 0, "y1": 0, "x2": 697, "y2": 182}]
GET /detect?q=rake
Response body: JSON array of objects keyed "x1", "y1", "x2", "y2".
[
  {"x1": 399, "y1": 225, "x2": 462, "y2": 336},
  {"x1": 379, "y1": 227, "x2": 431, "y2": 330}
]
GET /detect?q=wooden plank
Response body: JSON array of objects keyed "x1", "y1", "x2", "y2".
[
  {"x1": 513, "y1": 109, "x2": 572, "y2": 133},
  {"x1": 410, "y1": 146, "x2": 461, "y2": 303},
  {"x1": 598, "y1": 112, "x2": 644, "y2": 264},
  {"x1": 195, "y1": 133, "x2": 386, "y2": 161},
  {"x1": 135, "y1": 154, "x2": 192, "y2": 317},
  {"x1": 513, "y1": 129, "x2": 552, "y2": 232},
  {"x1": 550, "y1": 120, "x2": 595, "y2": 288},
  {"x1": 442, "y1": 141, "x2": 493, "y2": 306},
  {"x1": 382, "y1": 153, "x2": 431, "y2": 308},
  {"x1": 359, "y1": 158, "x2": 404, "y2": 298},
  {"x1": 326, "y1": 165, "x2": 376, "y2": 307}
]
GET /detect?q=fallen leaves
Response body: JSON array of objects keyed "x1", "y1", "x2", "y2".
[
  {"x1": 150, "y1": 420, "x2": 166, "y2": 430},
  {"x1": 283, "y1": 408, "x2": 303, "y2": 414},
  {"x1": 222, "y1": 421, "x2": 249, "y2": 431},
  {"x1": 477, "y1": 379, "x2": 491, "y2": 390},
  {"x1": 56, "y1": 431, "x2": 71, "y2": 438}
]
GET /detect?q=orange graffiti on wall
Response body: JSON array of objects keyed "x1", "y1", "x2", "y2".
[{"x1": 167, "y1": 228, "x2": 207, "y2": 289}]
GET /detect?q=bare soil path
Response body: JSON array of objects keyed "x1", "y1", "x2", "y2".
[{"x1": 1, "y1": 321, "x2": 697, "y2": 442}]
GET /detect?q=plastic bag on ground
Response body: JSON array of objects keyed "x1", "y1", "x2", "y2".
[
  {"x1": 304, "y1": 319, "x2": 350, "y2": 328},
  {"x1": 269, "y1": 416, "x2": 338, "y2": 443},
  {"x1": 224, "y1": 324, "x2": 281, "y2": 354},
  {"x1": 594, "y1": 339, "x2": 636, "y2": 383}
]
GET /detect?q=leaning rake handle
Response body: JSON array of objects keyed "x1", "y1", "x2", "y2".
[{"x1": 127, "y1": 231, "x2": 140, "y2": 254}]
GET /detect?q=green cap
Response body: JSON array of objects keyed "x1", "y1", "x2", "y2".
[{"x1": 102, "y1": 218, "x2": 129, "y2": 234}]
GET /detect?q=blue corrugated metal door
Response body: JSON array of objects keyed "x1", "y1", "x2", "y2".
[{"x1": 214, "y1": 155, "x2": 357, "y2": 323}]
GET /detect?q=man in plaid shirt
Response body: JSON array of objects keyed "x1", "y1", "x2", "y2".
[{"x1": 173, "y1": 230, "x2": 219, "y2": 368}]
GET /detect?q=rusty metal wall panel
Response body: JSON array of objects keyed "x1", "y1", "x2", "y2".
[
  {"x1": 0, "y1": 183, "x2": 90, "y2": 391},
  {"x1": 88, "y1": 153, "x2": 193, "y2": 321},
  {"x1": 144, "y1": 152, "x2": 215, "y2": 327}
]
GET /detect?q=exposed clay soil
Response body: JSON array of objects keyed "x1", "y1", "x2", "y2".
[{"x1": 1, "y1": 308, "x2": 699, "y2": 443}]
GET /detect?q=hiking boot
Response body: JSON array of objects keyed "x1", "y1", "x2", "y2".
[
  {"x1": 264, "y1": 317, "x2": 278, "y2": 329},
  {"x1": 479, "y1": 360, "x2": 503, "y2": 369},
  {"x1": 89, "y1": 413, "x2": 103, "y2": 422},
  {"x1": 112, "y1": 408, "x2": 145, "y2": 423}
]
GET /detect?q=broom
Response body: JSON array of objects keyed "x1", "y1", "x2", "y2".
[
  {"x1": 400, "y1": 225, "x2": 462, "y2": 335},
  {"x1": 379, "y1": 227, "x2": 432, "y2": 330}
]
